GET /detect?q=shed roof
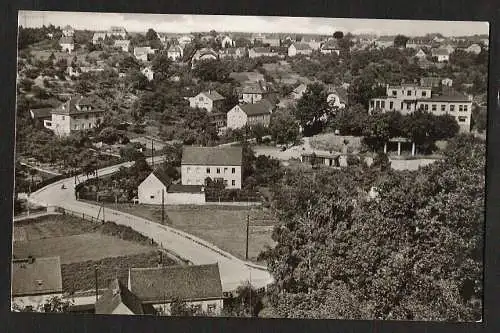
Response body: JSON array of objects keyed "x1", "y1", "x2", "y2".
[
  {"x1": 95, "y1": 279, "x2": 144, "y2": 315},
  {"x1": 182, "y1": 146, "x2": 242, "y2": 166},
  {"x1": 167, "y1": 184, "x2": 204, "y2": 193},
  {"x1": 239, "y1": 99, "x2": 274, "y2": 116},
  {"x1": 128, "y1": 264, "x2": 223, "y2": 303}
]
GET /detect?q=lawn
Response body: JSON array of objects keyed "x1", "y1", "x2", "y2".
[
  {"x1": 13, "y1": 233, "x2": 154, "y2": 264},
  {"x1": 309, "y1": 133, "x2": 363, "y2": 153},
  {"x1": 100, "y1": 203, "x2": 277, "y2": 264}
]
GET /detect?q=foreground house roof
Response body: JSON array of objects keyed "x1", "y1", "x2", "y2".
[
  {"x1": 51, "y1": 95, "x2": 103, "y2": 116},
  {"x1": 167, "y1": 184, "x2": 204, "y2": 193},
  {"x1": 128, "y1": 263, "x2": 223, "y2": 303},
  {"x1": 198, "y1": 90, "x2": 225, "y2": 101},
  {"x1": 240, "y1": 99, "x2": 274, "y2": 116},
  {"x1": 29, "y1": 108, "x2": 53, "y2": 119},
  {"x1": 95, "y1": 279, "x2": 144, "y2": 315},
  {"x1": 182, "y1": 146, "x2": 243, "y2": 166},
  {"x1": 152, "y1": 168, "x2": 172, "y2": 187},
  {"x1": 12, "y1": 256, "x2": 63, "y2": 297}
]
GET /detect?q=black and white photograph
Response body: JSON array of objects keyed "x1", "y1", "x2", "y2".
[{"x1": 11, "y1": 11, "x2": 488, "y2": 321}]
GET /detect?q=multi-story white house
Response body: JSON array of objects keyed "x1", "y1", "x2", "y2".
[
  {"x1": 62, "y1": 25, "x2": 74, "y2": 37},
  {"x1": 226, "y1": 99, "x2": 274, "y2": 130},
  {"x1": 114, "y1": 39, "x2": 130, "y2": 52},
  {"x1": 191, "y1": 48, "x2": 218, "y2": 68},
  {"x1": 288, "y1": 43, "x2": 313, "y2": 57},
  {"x1": 11, "y1": 256, "x2": 63, "y2": 311},
  {"x1": 128, "y1": 264, "x2": 225, "y2": 316},
  {"x1": 219, "y1": 47, "x2": 247, "y2": 59},
  {"x1": 220, "y1": 35, "x2": 234, "y2": 48},
  {"x1": 134, "y1": 47, "x2": 155, "y2": 61},
  {"x1": 59, "y1": 36, "x2": 74, "y2": 53},
  {"x1": 167, "y1": 45, "x2": 183, "y2": 61},
  {"x1": 141, "y1": 67, "x2": 154, "y2": 81},
  {"x1": 188, "y1": 90, "x2": 225, "y2": 113},
  {"x1": 320, "y1": 39, "x2": 341, "y2": 55},
  {"x1": 181, "y1": 146, "x2": 242, "y2": 189},
  {"x1": 44, "y1": 95, "x2": 104, "y2": 137},
  {"x1": 369, "y1": 83, "x2": 472, "y2": 132}
]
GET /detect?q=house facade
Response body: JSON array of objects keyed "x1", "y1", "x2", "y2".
[
  {"x1": 320, "y1": 39, "x2": 341, "y2": 55},
  {"x1": 191, "y1": 48, "x2": 218, "y2": 68},
  {"x1": 239, "y1": 81, "x2": 276, "y2": 104},
  {"x1": 11, "y1": 256, "x2": 63, "y2": 311},
  {"x1": 220, "y1": 35, "x2": 234, "y2": 48},
  {"x1": 465, "y1": 43, "x2": 482, "y2": 54},
  {"x1": 431, "y1": 48, "x2": 451, "y2": 62},
  {"x1": 114, "y1": 39, "x2": 130, "y2": 52},
  {"x1": 248, "y1": 47, "x2": 279, "y2": 58},
  {"x1": 134, "y1": 47, "x2": 154, "y2": 61},
  {"x1": 181, "y1": 146, "x2": 242, "y2": 189},
  {"x1": 227, "y1": 100, "x2": 273, "y2": 130},
  {"x1": 290, "y1": 83, "x2": 307, "y2": 100},
  {"x1": 415, "y1": 49, "x2": 427, "y2": 60},
  {"x1": 128, "y1": 264, "x2": 225, "y2": 316},
  {"x1": 44, "y1": 95, "x2": 104, "y2": 137},
  {"x1": 29, "y1": 108, "x2": 53, "y2": 127},
  {"x1": 59, "y1": 36, "x2": 74, "y2": 53},
  {"x1": 95, "y1": 279, "x2": 150, "y2": 315},
  {"x1": 219, "y1": 47, "x2": 247, "y2": 59},
  {"x1": 188, "y1": 90, "x2": 225, "y2": 112},
  {"x1": 141, "y1": 67, "x2": 154, "y2": 81},
  {"x1": 288, "y1": 43, "x2": 312, "y2": 57},
  {"x1": 369, "y1": 84, "x2": 472, "y2": 132},
  {"x1": 167, "y1": 45, "x2": 183, "y2": 61},
  {"x1": 62, "y1": 25, "x2": 74, "y2": 37},
  {"x1": 375, "y1": 36, "x2": 394, "y2": 48},
  {"x1": 138, "y1": 170, "x2": 205, "y2": 205}
]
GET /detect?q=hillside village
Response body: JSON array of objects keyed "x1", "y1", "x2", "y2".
[{"x1": 13, "y1": 20, "x2": 487, "y2": 320}]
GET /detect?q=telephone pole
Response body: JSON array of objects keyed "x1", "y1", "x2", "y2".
[
  {"x1": 94, "y1": 265, "x2": 99, "y2": 302},
  {"x1": 151, "y1": 138, "x2": 154, "y2": 168},
  {"x1": 161, "y1": 189, "x2": 165, "y2": 224},
  {"x1": 245, "y1": 214, "x2": 249, "y2": 260}
]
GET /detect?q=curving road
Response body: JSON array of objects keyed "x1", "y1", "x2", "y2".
[{"x1": 28, "y1": 156, "x2": 274, "y2": 292}]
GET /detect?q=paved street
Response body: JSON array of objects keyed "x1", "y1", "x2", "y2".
[{"x1": 29, "y1": 156, "x2": 274, "y2": 292}]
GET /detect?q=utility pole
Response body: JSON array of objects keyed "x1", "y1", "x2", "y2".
[
  {"x1": 94, "y1": 265, "x2": 98, "y2": 302},
  {"x1": 161, "y1": 189, "x2": 165, "y2": 224},
  {"x1": 245, "y1": 214, "x2": 250, "y2": 261},
  {"x1": 151, "y1": 138, "x2": 154, "y2": 168}
]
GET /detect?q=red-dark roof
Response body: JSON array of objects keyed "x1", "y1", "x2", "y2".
[
  {"x1": 321, "y1": 39, "x2": 340, "y2": 50},
  {"x1": 200, "y1": 90, "x2": 225, "y2": 101},
  {"x1": 128, "y1": 264, "x2": 223, "y2": 303},
  {"x1": 182, "y1": 146, "x2": 242, "y2": 166},
  {"x1": 95, "y1": 279, "x2": 144, "y2": 315},
  {"x1": 431, "y1": 48, "x2": 450, "y2": 56},
  {"x1": 167, "y1": 184, "x2": 204, "y2": 193},
  {"x1": 12, "y1": 257, "x2": 63, "y2": 296},
  {"x1": 239, "y1": 99, "x2": 274, "y2": 116},
  {"x1": 30, "y1": 108, "x2": 53, "y2": 119},
  {"x1": 152, "y1": 169, "x2": 172, "y2": 187},
  {"x1": 51, "y1": 95, "x2": 103, "y2": 116},
  {"x1": 292, "y1": 43, "x2": 311, "y2": 50}
]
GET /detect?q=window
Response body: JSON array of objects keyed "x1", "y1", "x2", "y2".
[
  {"x1": 407, "y1": 90, "x2": 411, "y2": 96},
  {"x1": 150, "y1": 195, "x2": 155, "y2": 199},
  {"x1": 392, "y1": 90, "x2": 397, "y2": 96},
  {"x1": 389, "y1": 101, "x2": 393, "y2": 109},
  {"x1": 450, "y1": 105, "x2": 455, "y2": 112},
  {"x1": 441, "y1": 105, "x2": 446, "y2": 112},
  {"x1": 192, "y1": 304, "x2": 202, "y2": 313},
  {"x1": 206, "y1": 168, "x2": 210, "y2": 174},
  {"x1": 375, "y1": 100, "x2": 380, "y2": 108},
  {"x1": 424, "y1": 104, "x2": 429, "y2": 111},
  {"x1": 232, "y1": 168, "x2": 235, "y2": 174},
  {"x1": 187, "y1": 167, "x2": 191, "y2": 173},
  {"x1": 458, "y1": 116, "x2": 467, "y2": 123},
  {"x1": 207, "y1": 303, "x2": 217, "y2": 314},
  {"x1": 217, "y1": 168, "x2": 221, "y2": 174},
  {"x1": 370, "y1": 100, "x2": 374, "y2": 108},
  {"x1": 62, "y1": 116, "x2": 65, "y2": 120},
  {"x1": 400, "y1": 102, "x2": 403, "y2": 109},
  {"x1": 422, "y1": 91, "x2": 427, "y2": 97},
  {"x1": 232, "y1": 180, "x2": 236, "y2": 186},
  {"x1": 464, "y1": 105, "x2": 468, "y2": 112},
  {"x1": 224, "y1": 167, "x2": 228, "y2": 173},
  {"x1": 85, "y1": 114, "x2": 89, "y2": 119},
  {"x1": 381, "y1": 101, "x2": 385, "y2": 108},
  {"x1": 459, "y1": 105, "x2": 463, "y2": 112},
  {"x1": 432, "y1": 104, "x2": 437, "y2": 111},
  {"x1": 406, "y1": 103, "x2": 411, "y2": 111}
]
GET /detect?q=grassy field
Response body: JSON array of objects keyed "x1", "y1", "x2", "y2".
[
  {"x1": 229, "y1": 71, "x2": 264, "y2": 83},
  {"x1": 62, "y1": 251, "x2": 175, "y2": 293},
  {"x1": 309, "y1": 133, "x2": 363, "y2": 153},
  {"x1": 262, "y1": 62, "x2": 311, "y2": 85},
  {"x1": 100, "y1": 203, "x2": 277, "y2": 264},
  {"x1": 13, "y1": 233, "x2": 154, "y2": 264}
]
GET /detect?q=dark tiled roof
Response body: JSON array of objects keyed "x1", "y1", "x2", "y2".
[
  {"x1": 30, "y1": 108, "x2": 53, "y2": 119},
  {"x1": 182, "y1": 146, "x2": 242, "y2": 166},
  {"x1": 52, "y1": 95, "x2": 103, "y2": 115},
  {"x1": 95, "y1": 279, "x2": 144, "y2": 315},
  {"x1": 12, "y1": 257, "x2": 62, "y2": 296},
  {"x1": 152, "y1": 169, "x2": 172, "y2": 187},
  {"x1": 129, "y1": 264, "x2": 223, "y2": 303},
  {"x1": 59, "y1": 36, "x2": 74, "y2": 44},
  {"x1": 240, "y1": 99, "x2": 274, "y2": 116},
  {"x1": 200, "y1": 90, "x2": 225, "y2": 101},
  {"x1": 252, "y1": 47, "x2": 274, "y2": 53},
  {"x1": 292, "y1": 43, "x2": 311, "y2": 50},
  {"x1": 432, "y1": 48, "x2": 450, "y2": 56},
  {"x1": 321, "y1": 39, "x2": 340, "y2": 50},
  {"x1": 167, "y1": 184, "x2": 204, "y2": 193},
  {"x1": 420, "y1": 77, "x2": 441, "y2": 86},
  {"x1": 420, "y1": 94, "x2": 471, "y2": 102}
]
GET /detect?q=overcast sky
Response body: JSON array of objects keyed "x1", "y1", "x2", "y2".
[{"x1": 19, "y1": 11, "x2": 489, "y2": 37}]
